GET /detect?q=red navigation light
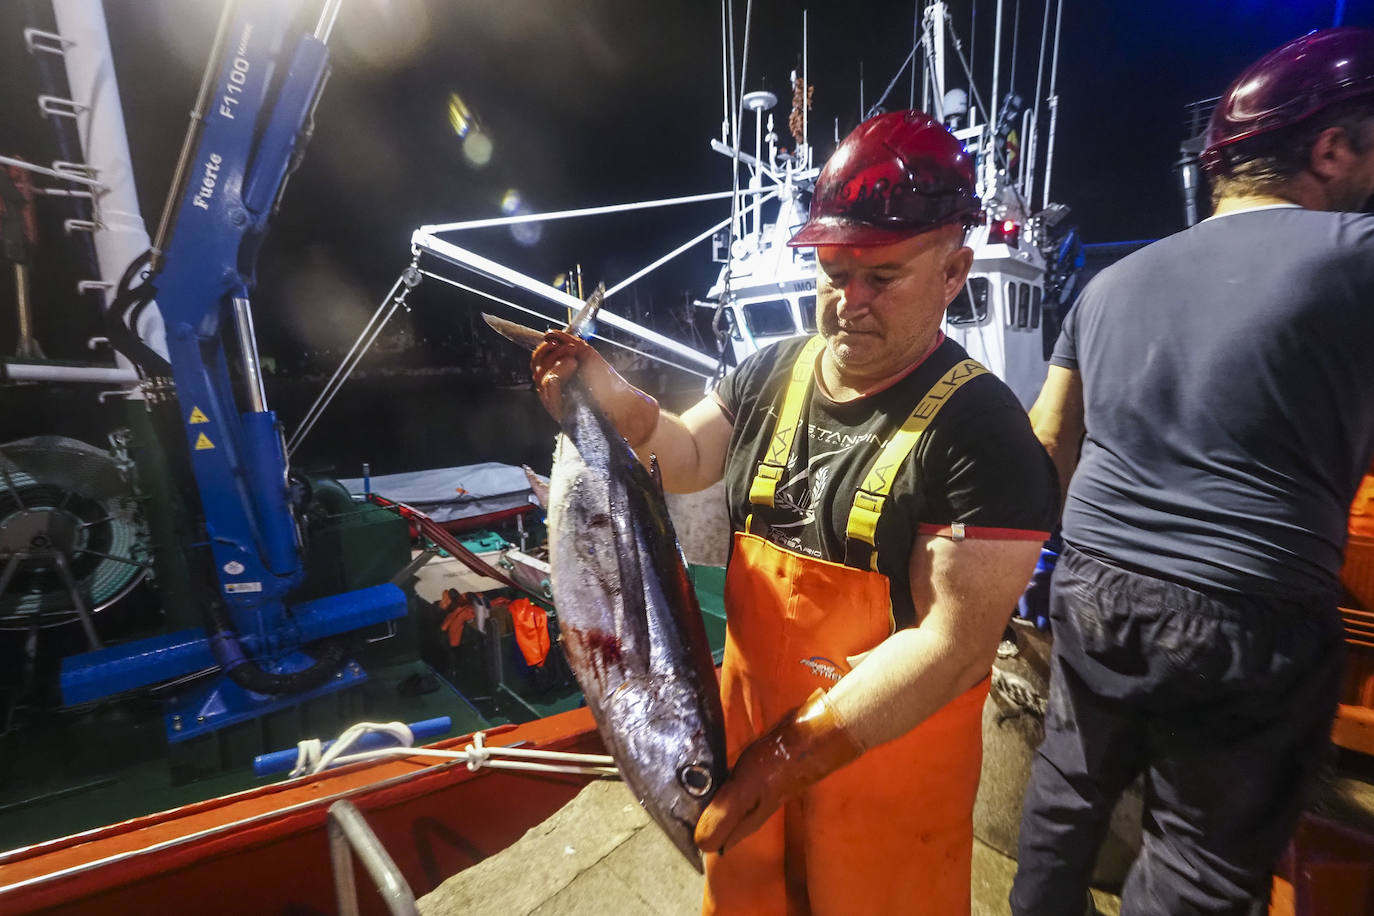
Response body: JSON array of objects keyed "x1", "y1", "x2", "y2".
[{"x1": 989, "y1": 219, "x2": 1020, "y2": 247}]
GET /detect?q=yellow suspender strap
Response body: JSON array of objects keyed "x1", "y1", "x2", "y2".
[
  {"x1": 747, "y1": 336, "x2": 826, "y2": 510},
  {"x1": 845, "y1": 358, "x2": 990, "y2": 563}
]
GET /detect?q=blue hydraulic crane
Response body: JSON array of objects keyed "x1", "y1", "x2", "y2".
[{"x1": 58, "y1": 0, "x2": 407, "y2": 742}]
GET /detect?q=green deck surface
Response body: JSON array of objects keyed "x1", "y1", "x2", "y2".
[
  {"x1": 0, "y1": 566, "x2": 730, "y2": 852},
  {"x1": 0, "y1": 659, "x2": 492, "y2": 849},
  {"x1": 690, "y1": 564, "x2": 729, "y2": 663}
]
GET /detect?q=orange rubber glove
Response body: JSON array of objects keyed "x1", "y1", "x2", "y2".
[
  {"x1": 693, "y1": 688, "x2": 865, "y2": 855},
  {"x1": 531, "y1": 330, "x2": 660, "y2": 448}
]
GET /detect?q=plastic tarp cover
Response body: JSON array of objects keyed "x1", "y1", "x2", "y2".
[{"x1": 340, "y1": 462, "x2": 545, "y2": 524}]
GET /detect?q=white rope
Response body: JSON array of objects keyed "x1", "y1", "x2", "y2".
[
  {"x1": 290, "y1": 721, "x2": 416, "y2": 778},
  {"x1": 292, "y1": 738, "x2": 323, "y2": 777},
  {"x1": 289, "y1": 727, "x2": 619, "y2": 779},
  {"x1": 464, "y1": 730, "x2": 491, "y2": 772}
]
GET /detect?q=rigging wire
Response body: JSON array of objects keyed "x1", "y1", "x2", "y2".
[
  {"x1": 866, "y1": 46, "x2": 920, "y2": 120},
  {"x1": 1043, "y1": 0, "x2": 1066, "y2": 209},
  {"x1": 1010, "y1": 0, "x2": 1022, "y2": 95},
  {"x1": 726, "y1": 0, "x2": 739, "y2": 150},
  {"x1": 286, "y1": 266, "x2": 417, "y2": 457},
  {"x1": 910, "y1": 1, "x2": 920, "y2": 108},
  {"x1": 915, "y1": 6, "x2": 1034, "y2": 225},
  {"x1": 720, "y1": 0, "x2": 731, "y2": 139},
  {"x1": 970, "y1": 0, "x2": 978, "y2": 86},
  {"x1": 1028, "y1": 0, "x2": 1055, "y2": 210},
  {"x1": 925, "y1": 7, "x2": 1013, "y2": 177}
]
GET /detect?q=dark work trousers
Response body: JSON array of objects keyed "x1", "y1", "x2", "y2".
[{"x1": 1009, "y1": 544, "x2": 1346, "y2": 916}]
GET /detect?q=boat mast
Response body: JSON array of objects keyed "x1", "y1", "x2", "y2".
[
  {"x1": 725, "y1": 0, "x2": 736, "y2": 142},
  {"x1": 1025, "y1": 0, "x2": 1053, "y2": 211},
  {"x1": 802, "y1": 10, "x2": 808, "y2": 166},
  {"x1": 990, "y1": 0, "x2": 1004, "y2": 135},
  {"x1": 926, "y1": 2, "x2": 947, "y2": 121},
  {"x1": 1041, "y1": 0, "x2": 1065, "y2": 210}
]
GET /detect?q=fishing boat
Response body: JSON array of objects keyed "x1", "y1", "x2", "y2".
[
  {"x1": 684, "y1": 0, "x2": 1080, "y2": 411},
  {"x1": 0, "y1": 2, "x2": 742, "y2": 908}
]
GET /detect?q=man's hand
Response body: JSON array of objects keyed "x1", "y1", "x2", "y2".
[
  {"x1": 531, "y1": 330, "x2": 660, "y2": 447},
  {"x1": 694, "y1": 689, "x2": 863, "y2": 854}
]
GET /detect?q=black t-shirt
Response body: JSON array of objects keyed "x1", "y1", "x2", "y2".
[
  {"x1": 1054, "y1": 207, "x2": 1374, "y2": 601},
  {"x1": 716, "y1": 335, "x2": 1058, "y2": 628}
]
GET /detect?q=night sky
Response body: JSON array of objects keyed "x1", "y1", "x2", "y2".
[{"x1": 2, "y1": 0, "x2": 1370, "y2": 371}]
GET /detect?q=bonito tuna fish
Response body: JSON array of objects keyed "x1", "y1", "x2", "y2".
[
  {"x1": 547, "y1": 380, "x2": 727, "y2": 870},
  {"x1": 484, "y1": 310, "x2": 727, "y2": 871}
]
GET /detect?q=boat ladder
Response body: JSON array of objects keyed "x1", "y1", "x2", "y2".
[
  {"x1": 18, "y1": 24, "x2": 109, "y2": 275},
  {"x1": 327, "y1": 799, "x2": 419, "y2": 916}
]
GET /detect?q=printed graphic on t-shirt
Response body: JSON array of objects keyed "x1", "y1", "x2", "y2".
[
  {"x1": 718, "y1": 336, "x2": 1058, "y2": 627},
  {"x1": 765, "y1": 408, "x2": 891, "y2": 559}
]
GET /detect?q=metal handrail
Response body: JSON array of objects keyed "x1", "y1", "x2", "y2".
[{"x1": 326, "y1": 800, "x2": 418, "y2": 916}]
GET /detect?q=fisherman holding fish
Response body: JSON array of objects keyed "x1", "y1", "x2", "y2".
[{"x1": 531, "y1": 111, "x2": 1058, "y2": 914}]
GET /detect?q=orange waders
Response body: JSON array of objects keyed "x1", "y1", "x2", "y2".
[{"x1": 702, "y1": 338, "x2": 991, "y2": 916}]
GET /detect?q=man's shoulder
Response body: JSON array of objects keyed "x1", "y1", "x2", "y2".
[
  {"x1": 926, "y1": 338, "x2": 1026, "y2": 412},
  {"x1": 1191, "y1": 205, "x2": 1374, "y2": 252},
  {"x1": 743, "y1": 335, "x2": 811, "y2": 372},
  {"x1": 1086, "y1": 207, "x2": 1374, "y2": 295},
  {"x1": 1323, "y1": 210, "x2": 1374, "y2": 256},
  {"x1": 716, "y1": 336, "x2": 812, "y2": 418}
]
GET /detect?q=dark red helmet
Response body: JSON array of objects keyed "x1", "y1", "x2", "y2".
[
  {"x1": 1202, "y1": 27, "x2": 1374, "y2": 173},
  {"x1": 788, "y1": 110, "x2": 980, "y2": 247}
]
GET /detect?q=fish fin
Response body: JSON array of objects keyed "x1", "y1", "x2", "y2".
[
  {"x1": 648, "y1": 454, "x2": 663, "y2": 493},
  {"x1": 523, "y1": 465, "x2": 550, "y2": 509},
  {"x1": 482, "y1": 313, "x2": 548, "y2": 351},
  {"x1": 565, "y1": 282, "x2": 605, "y2": 338}
]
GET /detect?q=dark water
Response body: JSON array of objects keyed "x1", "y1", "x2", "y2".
[
  {"x1": 271, "y1": 375, "x2": 562, "y2": 478},
  {"x1": 272, "y1": 365, "x2": 709, "y2": 479},
  {"x1": 1, "y1": 375, "x2": 562, "y2": 478},
  {"x1": 1, "y1": 353, "x2": 717, "y2": 485}
]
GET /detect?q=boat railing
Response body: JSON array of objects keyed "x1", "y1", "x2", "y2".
[{"x1": 327, "y1": 799, "x2": 419, "y2": 916}]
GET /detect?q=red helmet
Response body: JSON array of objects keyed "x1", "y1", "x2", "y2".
[
  {"x1": 1202, "y1": 27, "x2": 1374, "y2": 173},
  {"x1": 788, "y1": 110, "x2": 980, "y2": 247}
]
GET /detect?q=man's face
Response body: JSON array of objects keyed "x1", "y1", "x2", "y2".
[
  {"x1": 1322, "y1": 121, "x2": 1374, "y2": 211},
  {"x1": 1333, "y1": 143, "x2": 1374, "y2": 211},
  {"x1": 815, "y1": 227, "x2": 972, "y2": 384}
]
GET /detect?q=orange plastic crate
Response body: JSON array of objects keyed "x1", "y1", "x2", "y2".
[{"x1": 1342, "y1": 534, "x2": 1374, "y2": 613}]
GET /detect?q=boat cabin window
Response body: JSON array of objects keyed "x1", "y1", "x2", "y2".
[
  {"x1": 743, "y1": 299, "x2": 797, "y2": 337},
  {"x1": 799, "y1": 295, "x2": 817, "y2": 333},
  {"x1": 948, "y1": 277, "x2": 989, "y2": 325},
  {"x1": 1002, "y1": 282, "x2": 1041, "y2": 330}
]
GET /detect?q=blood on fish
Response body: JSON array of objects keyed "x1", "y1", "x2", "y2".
[{"x1": 581, "y1": 629, "x2": 624, "y2": 666}]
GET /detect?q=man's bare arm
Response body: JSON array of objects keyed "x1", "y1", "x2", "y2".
[
  {"x1": 1027, "y1": 365, "x2": 1085, "y2": 516},
  {"x1": 633, "y1": 396, "x2": 733, "y2": 494},
  {"x1": 823, "y1": 535, "x2": 1041, "y2": 750}
]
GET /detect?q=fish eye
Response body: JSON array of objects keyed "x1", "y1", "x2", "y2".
[{"x1": 679, "y1": 763, "x2": 713, "y2": 797}]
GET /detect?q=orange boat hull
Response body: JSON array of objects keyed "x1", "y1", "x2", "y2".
[{"x1": 0, "y1": 707, "x2": 603, "y2": 915}]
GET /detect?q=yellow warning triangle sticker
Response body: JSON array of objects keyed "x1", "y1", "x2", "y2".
[
  {"x1": 194, "y1": 432, "x2": 215, "y2": 451},
  {"x1": 189, "y1": 407, "x2": 209, "y2": 424}
]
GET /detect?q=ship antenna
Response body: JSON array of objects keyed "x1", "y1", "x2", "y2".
[
  {"x1": 710, "y1": 0, "x2": 755, "y2": 388},
  {"x1": 1026, "y1": 0, "x2": 1053, "y2": 211}
]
